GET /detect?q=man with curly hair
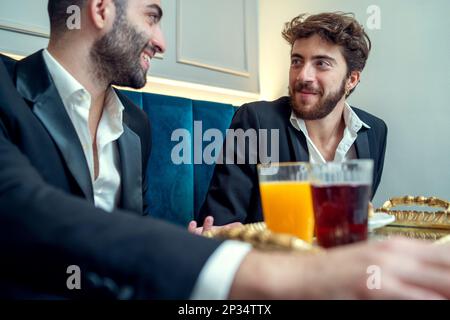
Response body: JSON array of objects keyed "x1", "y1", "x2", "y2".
[{"x1": 197, "y1": 12, "x2": 388, "y2": 227}]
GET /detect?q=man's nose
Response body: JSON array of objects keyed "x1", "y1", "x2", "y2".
[
  {"x1": 297, "y1": 63, "x2": 315, "y2": 82},
  {"x1": 151, "y1": 26, "x2": 166, "y2": 54}
]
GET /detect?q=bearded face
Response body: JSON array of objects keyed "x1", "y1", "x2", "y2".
[
  {"x1": 288, "y1": 35, "x2": 352, "y2": 120},
  {"x1": 90, "y1": 6, "x2": 154, "y2": 89},
  {"x1": 289, "y1": 77, "x2": 346, "y2": 120}
]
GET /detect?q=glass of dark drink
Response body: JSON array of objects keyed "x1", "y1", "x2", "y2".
[{"x1": 310, "y1": 160, "x2": 373, "y2": 248}]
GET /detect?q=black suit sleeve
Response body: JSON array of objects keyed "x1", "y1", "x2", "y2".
[
  {"x1": 198, "y1": 105, "x2": 263, "y2": 225},
  {"x1": 0, "y1": 125, "x2": 222, "y2": 299},
  {"x1": 0, "y1": 63, "x2": 223, "y2": 299}
]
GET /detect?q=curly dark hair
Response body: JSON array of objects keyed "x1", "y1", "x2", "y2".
[{"x1": 282, "y1": 12, "x2": 371, "y2": 81}]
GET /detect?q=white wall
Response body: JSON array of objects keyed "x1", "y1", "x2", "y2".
[
  {"x1": 259, "y1": 0, "x2": 450, "y2": 207},
  {"x1": 0, "y1": 0, "x2": 260, "y2": 95}
]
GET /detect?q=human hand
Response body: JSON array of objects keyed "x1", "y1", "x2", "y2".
[
  {"x1": 187, "y1": 216, "x2": 242, "y2": 236},
  {"x1": 230, "y1": 238, "x2": 450, "y2": 300},
  {"x1": 297, "y1": 238, "x2": 450, "y2": 299}
]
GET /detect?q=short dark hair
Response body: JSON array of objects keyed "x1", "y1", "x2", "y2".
[
  {"x1": 47, "y1": 0, "x2": 126, "y2": 36},
  {"x1": 282, "y1": 12, "x2": 371, "y2": 84},
  {"x1": 47, "y1": 0, "x2": 85, "y2": 35}
]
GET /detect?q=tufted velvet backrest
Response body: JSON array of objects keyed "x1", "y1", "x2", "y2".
[{"x1": 121, "y1": 90, "x2": 237, "y2": 226}]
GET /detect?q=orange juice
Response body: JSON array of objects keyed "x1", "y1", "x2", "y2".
[{"x1": 259, "y1": 181, "x2": 315, "y2": 243}]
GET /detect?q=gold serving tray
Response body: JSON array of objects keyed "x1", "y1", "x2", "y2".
[
  {"x1": 434, "y1": 234, "x2": 450, "y2": 245},
  {"x1": 376, "y1": 196, "x2": 450, "y2": 230},
  {"x1": 373, "y1": 226, "x2": 450, "y2": 241},
  {"x1": 204, "y1": 221, "x2": 450, "y2": 251},
  {"x1": 203, "y1": 222, "x2": 322, "y2": 254}
]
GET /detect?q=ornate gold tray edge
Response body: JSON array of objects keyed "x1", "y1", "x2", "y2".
[
  {"x1": 377, "y1": 211, "x2": 450, "y2": 230},
  {"x1": 203, "y1": 222, "x2": 323, "y2": 254},
  {"x1": 434, "y1": 234, "x2": 450, "y2": 245},
  {"x1": 374, "y1": 226, "x2": 450, "y2": 241},
  {"x1": 204, "y1": 222, "x2": 450, "y2": 250},
  {"x1": 376, "y1": 196, "x2": 450, "y2": 230}
]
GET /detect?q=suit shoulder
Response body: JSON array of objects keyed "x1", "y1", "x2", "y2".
[
  {"x1": 116, "y1": 91, "x2": 149, "y2": 126},
  {"x1": 0, "y1": 54, "x2": 17, "y2": 77},
  {"x1": 128, "y1": 104, "x2": 149, "y2": 127},
  {"x1": 236, "y1": 96, "x2": 291, "y2": 125},
  {"x1": 240, "y1": 96, "x2": 290, "y2": 113},
  {"x1": 231, "y1": 97, "x2": 291, "y2": 129},
  {"x1": 352, "y1": 107, "x2": 387, "y2": 131},
  {"x1": 118, "y1": 92, "x2": 147, "y2": 117}
]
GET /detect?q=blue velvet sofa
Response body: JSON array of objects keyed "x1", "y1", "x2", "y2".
[{"x1": 121, "y1": 90, "x2": 237, "y2": 226}]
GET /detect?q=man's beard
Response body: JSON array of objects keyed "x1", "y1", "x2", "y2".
[
  {"x1": 289, "y1": 79, "x2": 346, "y2": 120},
  {"x1": 90, "y1": 11, "x2": 151, "y2": 89}
]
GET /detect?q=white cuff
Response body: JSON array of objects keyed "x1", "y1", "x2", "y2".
[{"x1": 190, "y1": 240, "x2": 252, "y2": 300}]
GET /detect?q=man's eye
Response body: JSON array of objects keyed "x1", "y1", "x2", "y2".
[
  {"x1": 291, "y1": 59, "x2": 301, "y2": 66},
  {"x1": 317, "y1": 60, "x2": 331, "y2": 68},
  {"x1": 147, "y1": 14, "x2": 160, "y2": 24}
]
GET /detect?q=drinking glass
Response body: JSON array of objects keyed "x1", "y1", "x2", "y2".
[
  {"x1": 310, "y1": 160, "x2": 373, "y2": 248},
  {"x1": 258, "y1": 162, "x2": 315, "y2": 243}
]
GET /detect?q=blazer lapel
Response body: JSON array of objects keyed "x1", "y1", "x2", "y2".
[
  {"x1": 117, "y1": 124, "x2": 143, "y2": 214},
  {"x1": 355, "y1": 129, "x2": 371, "y2": 159},
  {"x1": 280, "y1": 99, "x2": 309, "y2": 162},
  {"x1": 15, "y1": 51, "x2": 94, "y2": 201},
  {"x1": 287, "y1": 125, "x2": 309, "y2": 162}
]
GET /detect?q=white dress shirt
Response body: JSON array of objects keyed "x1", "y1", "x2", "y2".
[
  {"x1": 290, "y1": 103, "x2": 371, "y2": 163},
  {"x1": 43, "y1": 50, "x2": 251, "y2": 299},
  {"x1": 43, "y1": 49, "x2": 123, "y2": 212}
]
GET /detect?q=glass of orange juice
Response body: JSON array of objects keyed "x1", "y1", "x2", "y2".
[{"x1": 257, "y1": 162, "x2": 314, "y2": 243}]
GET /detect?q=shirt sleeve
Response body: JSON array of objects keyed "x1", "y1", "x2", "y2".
[{"x1": 189, "y1": 240, "x2": 253, "y2": 300}]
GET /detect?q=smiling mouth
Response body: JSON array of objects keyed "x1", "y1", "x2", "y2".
[
  {"x1": 294, "y1": 84, "x2": 321, "y2": 95},
  {"x1": 299, "y1": 91, "x2": 318, "y2": 95},
  {"x1": 297, "y1": 90, "x2": 321, "y2": 98},
  {"x1": 140, "y1": 51, "x2": 152, "y2": 71}
]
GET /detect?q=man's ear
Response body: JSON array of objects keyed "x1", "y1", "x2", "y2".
[
  {"x1": 347, "y1": 70, "x2": 361, "y2": 92},
  {"x1": 86, "y1": 0, "x2": 116, "y2": 31}
]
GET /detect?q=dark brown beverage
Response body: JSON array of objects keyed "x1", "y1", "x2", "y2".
[{"x1": 311, "y1": 184, "x2": 371, "y2": 248}]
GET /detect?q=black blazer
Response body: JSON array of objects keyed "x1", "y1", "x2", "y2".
[
  {"x1": 0, "y1": 54, "x2": 222, "y2": 299},
  {"x1": 6, "y1": 50, "x2": 151, "y2": 215},
  {"x1": 199, "y1": 97, "x2": 388, "y2": 225}
]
